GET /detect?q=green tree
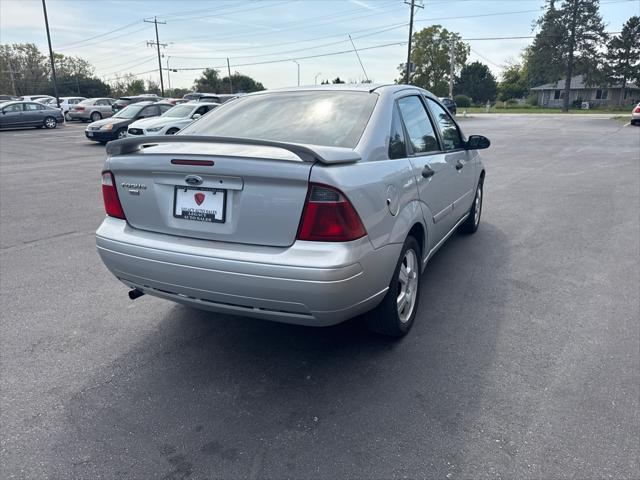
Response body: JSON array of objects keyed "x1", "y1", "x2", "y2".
[
  {"x1": 220, "y1": 73, "x2": 265, "y2": 93},
  {"x1": 396, "y1": 25, "x2": 469, "y2": 96},
  {"x1": 525, "y1": 0, "x2": 565, "y2": 88},
  {"x1": 193, "y1": 68, "x2": 223, "y2": 93},
  {"x1": 557, "y1": 0, "x2": 607, "y2": 111},
  {"x1": 498, "y1": 63, "x2": 529, "y2": 101},
  {"x1": 0, "y1": 43, "x2": 49, "y2": 95},
  {"x1": 145, "y1": 79, "x2": 161, "y2": 95},
  {"x1": 454, "y1": 61, "x2": 498, "y2": 104},
  {"x1": 606, "y1": 15, "x2": 640, "y2": 105}
]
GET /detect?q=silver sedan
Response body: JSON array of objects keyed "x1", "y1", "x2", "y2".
[{"x1": 96, "y1": 85, "x2": 489, "y2": 336}]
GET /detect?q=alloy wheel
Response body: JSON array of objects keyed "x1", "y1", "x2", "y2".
[{"x1": 397, "y1": 248, "x2": 419, "y2": 323}]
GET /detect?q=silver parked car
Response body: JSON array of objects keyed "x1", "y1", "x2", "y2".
[
  {"x1": 68, "y1": 97, "x2": 116, "y2": 122},
  {"x1": 96, "y1": 85, "x2": 489, "y2": 336}
]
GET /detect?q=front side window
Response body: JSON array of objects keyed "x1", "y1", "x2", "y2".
[
  {"x1": 140, "y1": 106, "x2": 159, "y2": 118},
  {"x1": 396, "y1": 96, "x2": 439, "y2": 154},
  {"x1": 180, "y1": 91, "x2": 378, "y2": 148},
  {"x1": 426, "y1": 98, "x2": 464, "y2": 151},
  {"x1": 3, "y1": 103, "x2": 22, "y2": 113},
  {"x1": 162, "y1": 105, "x2": 193, "y2": 118},
  {"x1": 388, "y1": 103, "x2": 407, "y2": 159}
]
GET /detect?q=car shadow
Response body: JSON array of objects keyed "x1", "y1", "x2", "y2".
[{"x1": 60, "y1": 222, "x2": 512, "y2": 479}]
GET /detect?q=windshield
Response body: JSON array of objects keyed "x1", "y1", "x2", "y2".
[
  {"x1": 180, "y1": 91, "x2": 377, "y2": 148},
  {"x1": 114, "y1": 105, "x2": 143, "y2": 119},
  {"x1": 162, "y1": 105, "x2": 193, "y2": 118}
]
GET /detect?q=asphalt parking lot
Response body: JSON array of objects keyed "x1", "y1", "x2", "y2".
[{"x1": 1, "y1": 117, "x2": 638, "y2": 479}]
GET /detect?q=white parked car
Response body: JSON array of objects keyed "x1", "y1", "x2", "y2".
[
  {"x1": 20, "y1": 95, "x2": 54, "y2": 103},
  {"x1": 127, "y1": 102, "x2": 218, "y2": 136},
  {"x1": 42, "y1": 96, "x2": 87, "y2": 121}
]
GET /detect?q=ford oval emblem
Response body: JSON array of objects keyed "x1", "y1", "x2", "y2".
[{"x1": 185, "y1": 175, "x2": 203, "y2": 186}]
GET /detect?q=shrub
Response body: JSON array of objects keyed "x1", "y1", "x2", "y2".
[
  {"x1": 454, "y1": 94, "x2": 471, "y2": 107},
  {"x1": 505, "y1": 98, "x2": 518, "y2": 106},
  {"x1": 527, "y1": 93, "x2": 538, "y2": 106}
]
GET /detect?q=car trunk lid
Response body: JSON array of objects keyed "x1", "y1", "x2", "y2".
[{"x1": 106, "y1": 139, "x2": 358, "y2": 247}]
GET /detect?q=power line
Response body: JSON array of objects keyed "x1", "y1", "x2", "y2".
[{"x1": 173, "y1": 41, "x2": 408, "y2": 71}]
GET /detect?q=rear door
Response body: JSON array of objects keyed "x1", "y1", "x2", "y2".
[
  {"x1": 396, "y1": 94, "x2": 459, "y2": 248},
  {"x1": 23, "y1": 103, "x2": 45, "y2": 126},
  {"x1": 109, "y1": 143, "x2": 312, "y2": 247},
  {"x1": 425, "y1": 97, "x2": 476, "y2": 220}
]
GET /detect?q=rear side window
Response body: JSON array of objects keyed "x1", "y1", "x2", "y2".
[
  {"x1": 180, "y1": 91, "x2": 378, "y2": 148},
  {"x1": 388, "y1": 104, "x2": 407, "y2": 159},
  {"x1": 397, "y1": 96, "x2": 439, "y2": 154},
  {"x1": 426, "y1": 98, "x2": 463, "y2": 151},
  {"x1": 25, "y1": 103, "x2": 44, "y2": 111}
]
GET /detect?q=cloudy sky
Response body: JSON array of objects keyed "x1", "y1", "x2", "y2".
[{"x1": 1, "y1": 0, "x2": 637, "y2": 90}]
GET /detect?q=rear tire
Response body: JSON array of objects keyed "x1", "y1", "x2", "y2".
[
  {"x1": 460, "y1": 178, "x2": 483, "y2": 234},
  {"x1": 166, "y1": 128, "x2": 179, "y2": 135},
  {"x1": 43, "y1": 116, "x2": 57, "y2": 129},
  {"x1": 64, "y1": 112, "x2": 72, "y2": 122},
  {"x1": 90, "y1": 112, "x2": 102, "y2": 122},
  {"x1": 366, "y1": 235, "x2": 421, "y2": 337}
]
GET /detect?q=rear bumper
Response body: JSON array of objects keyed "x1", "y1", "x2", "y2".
[{"x1": 96, "y1": 217, "x2": 401, "y2": 326}]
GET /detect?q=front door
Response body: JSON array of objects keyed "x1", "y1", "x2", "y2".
[
  {"x1": 0, "y1": 103, "x2": 25, "y2": 127},
  {"x1": 425, "y1": 97, "x2": 477, "y2": 222}
]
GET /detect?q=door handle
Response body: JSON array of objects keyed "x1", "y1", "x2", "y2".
[
  {"x1": 455, "y1": 161, "x2": 464, "y2": 171},
  {"x1": 422, "y1": 165, "x2": 435, "y2": 178}
]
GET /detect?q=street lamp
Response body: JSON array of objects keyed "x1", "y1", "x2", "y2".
[
  {"x1": 314, "y1": 72, "x2": 322, "y2": 85},
  {"x1": 292, "y1": 60, "x2": 300, "y2": 86}
]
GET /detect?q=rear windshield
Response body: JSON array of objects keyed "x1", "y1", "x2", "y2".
[{"x1": 180, "y1": 91, "x2": 378, "y2": 148}]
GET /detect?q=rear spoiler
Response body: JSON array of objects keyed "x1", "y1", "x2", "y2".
[{"x1": 105, "y1": 135, "x2": 361, "y2": 165}]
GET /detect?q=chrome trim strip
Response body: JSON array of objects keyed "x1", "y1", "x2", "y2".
[{"x1": 433, "y1": 204, "x2": 453, "y2": 224}]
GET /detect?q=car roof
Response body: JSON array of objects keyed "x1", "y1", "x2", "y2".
[{"x1": 242, "y1": 84, "x2": 437, "y2": 98}]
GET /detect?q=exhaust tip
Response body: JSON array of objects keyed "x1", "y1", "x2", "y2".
[{"x1": 128, "y1": 288, "x2": 145, "y2": 300}]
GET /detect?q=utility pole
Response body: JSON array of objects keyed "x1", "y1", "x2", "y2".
[
  {"x1": 144, "y1": 17, "x2": 167, "y2": 96},
  {"x1": 41, "y1": 0, "x2": 59, "y2": 108},
  {"x1": 292, "y1": 60, "x2": 300, "y2": 86},
  {"x1": 449, "y1": 38, "x2": 455, "y2": 98},
  {"x1": 226, "y1": 58, "x2": 233, "y2": 94},
  {"x1": 404, "y1": 0, "x2": 423, "y2": 85}
]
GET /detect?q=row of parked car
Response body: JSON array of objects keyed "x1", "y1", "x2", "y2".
[{"x1": 0, "y1": 92, "x2": 236, "y2": 133}]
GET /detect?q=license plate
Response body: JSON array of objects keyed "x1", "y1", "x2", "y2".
[
  {"x1": 86, "y1": 131, "x2": 93, "y2": 137},
  {"x1": 174, "y1": 186, "x2": 226, "y2": 223}
]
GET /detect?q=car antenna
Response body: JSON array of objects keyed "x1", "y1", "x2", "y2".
[{"x1": 348, "y1": 35, "x2": 369, "y2": 84}]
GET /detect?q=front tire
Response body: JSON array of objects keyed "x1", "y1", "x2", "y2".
[
  {"x1": 43, "y1": 116, "x2": 57, "y2": 129},
  {"x1": 366, "y1": 235, "x2": 421, "y2": 337},
  {"x1": 116, "y1": 128, "x2": 127, "y2": 139},
  {"x1": 166, "y1": 128, "x2": 179, "y2": 135},
  {"x1": 460, "y1": 178, "x2": 483, "y2": 234},
  {"x1": 90, "y1": 112, "x2": 102, "y2": 122}
]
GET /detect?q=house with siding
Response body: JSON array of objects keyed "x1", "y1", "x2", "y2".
[{"x1": 531, "y1": 74, "x2": 640, "y2": 108}]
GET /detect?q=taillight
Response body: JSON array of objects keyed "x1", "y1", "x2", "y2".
[
  {"x1": 297, "y1": 183, "x2": 366, "y2": 242},
  {"x1": 634, "y1": 106, "x2": 640, "y2": 113},
  {"x1": 101, "y1": 171, "x2": 125, "y2": 219},
  {"x1": 76, "y1": 106, "x2": 85, "y2": 111}
]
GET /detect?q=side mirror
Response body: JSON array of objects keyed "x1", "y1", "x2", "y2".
[
  {"x1": 466, "y1": 135, "x2": 491, "y2": 150},
  {"x1": 192, "y1": 113, "x2": 201, "y2": 119}
]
